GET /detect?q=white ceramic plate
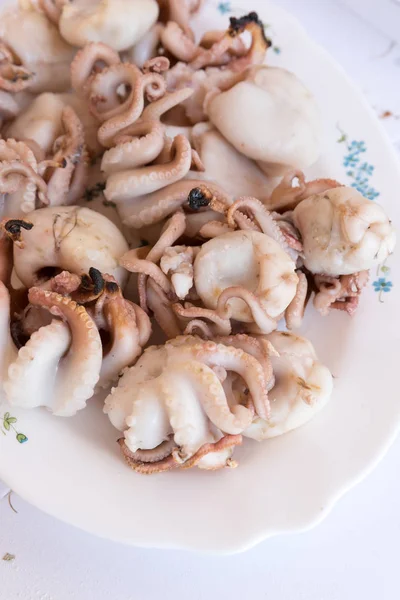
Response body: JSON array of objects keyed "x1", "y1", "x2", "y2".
[{"x1": 1, "y1": 0, "x2": 399, "y2": 554}]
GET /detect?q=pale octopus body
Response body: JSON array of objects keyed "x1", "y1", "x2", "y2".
[
  {"x1": 105, "y1": 335, "x2": 272, "y2": 472},
  {"x1": 0, "y1": 7, "x2": 75, "y2": 93},
  {"x1": 206, "y1": 65, "x2": 321, "y2": 176},
  {"x1": 244, "y1": 331, "x2": 333, "y2": 440},
  {"x1": 59, "y1": 0, "x2": 159, "y2": 51},
  {"x1": 11, "y1": 205, "x2": 129, "y2": 287},
  {"x1": 1, "y1": 273, "x2": 151, "y2": 414},
  {"x1": 292, "y1": 186, "x2": 396, "y2": 276}
]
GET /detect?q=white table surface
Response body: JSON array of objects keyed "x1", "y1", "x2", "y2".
[{"x1": 1, "y1": 1, "x2": 400, "y2": 598}]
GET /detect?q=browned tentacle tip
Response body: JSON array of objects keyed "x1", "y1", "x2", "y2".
[
  {"x1": 105, "y1": 281, "x2": 119, "y2": 294},
  {"x1": 187, "y1": 186, "x2": 212, "y2": 210},
  {"x1": 1, "y1": 218, "x2": 33, "y2": 246},
  {"x1": 228, "y1": 12, "x2": 271, "y2": 46},
  {"x1": 88, "y1": 267, "x2": 105, "y2": 296}
]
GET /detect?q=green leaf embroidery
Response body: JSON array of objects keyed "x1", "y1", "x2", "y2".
[
  {"x1": 381, "y1": 265, "x2": 391, "y2": 274},
  {"x1": 3, "y1": 420, "x2": 10, "y2": 431},
  {"x1": 7, "y1": 417, "x2": 17, "y2": 424},
  {"x1": 16, "y1": 433, "x2": 28, "y2": 443},
  {"x1": 3, "y1": 412, "x2": 10, "y2": 420}
]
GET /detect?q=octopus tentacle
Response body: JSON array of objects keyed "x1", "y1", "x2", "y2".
[
  {"x1": 268, "y1": 170, "x2": 342, "y2": 211},
  {"x1": 172, "y1": 303, "x2": 231, "y2": 335},
  {"x1": 198, "y1": 220, "x2": 233, "y2": 238},
  {"x1": 120, "y1": 246, "x2": 174, "y2": 299},
  {"x1": 178, "y1": 434, "x2": 241, "y2": 470},
  {"x1": 161, "y1": 361, "x2": 247, "y2": 463},
  {"x1": 90, "y1": 65, "x2": 167, "y2": 147},
  {"x1": 217, "y1": 286, "x2": 277, "y2": 334},
  {"x1": 174, "y1": 337, "x2": 270, "y2": 420},
  {"x1": 146, "y1": 278, "x2": 182, "y2": 338},
  {"x1": 285, "y1": 272, "x2": 308, "y2": 329},
  {"x1": 104, "y1": 134, "x2": 193, "y2": 201},
  {"x1": 99, "y1": 285, "x2": 151, "y2": 387},
  {"x1": 183, "y1": 319, "x2": 214, "y2": 339},
  {"x1": 313, "y1": 270, "x2": 369, "y2": 316},
  {"x1": 118, "y1": 436, "x2": 176, "y2": 464},
  {"x1": 160, "y1": 21, "x2": 198, "y2": 62},
  {"x1": 132, "y1": 303, "x2": 152, "y2": 347},
  {"x1": 138, "y1": 210, "x2": 186, "y2": 311},
  {"x1": 101, "y1": 120, "x2": 165, "y2": 174},
  {"x1": 44, "y1": 106, "x2": 88, "y2": 206},
  {"x1": 27, "y1": 288, "x2": 103, "y2": 416},
  {"x1": 119, "y1": 179, "x2": 230, "y2": 228},
  {"x1": 70, "y1": 42, "x2": 121, "y2": 97},
  {"x1": 227, "y1": 196, "x2": 294, "y2": 257},
  {"x1": 0, "y1": 160, "x2": 48, "y2": 215},
  {"x1": 4, "y1": 320, "x2": 72, "y2": 411},
  {"x1": 214, "y1": 333, "x2": 275, "y2": 389},
  {"x1": 0, "y1": 43, "x2": 33, "y2": 93},
  {"x1": 141, "y1": 87, "x2": 193, "y2": 121},
  {"x1": 118, "y1": 438, "x2": 177, "y2": 474}
]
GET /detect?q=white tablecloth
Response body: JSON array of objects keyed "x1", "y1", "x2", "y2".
[{"x1": 1, "y1": 1, "x2": 400, "y2": 598}]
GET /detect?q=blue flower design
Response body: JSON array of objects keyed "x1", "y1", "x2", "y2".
[
  {"x1": 337, "y1": 125, "x2": 390, "y2": 302},
  {"x1": 348, "y1": 140, "x2": 366, "y2": 153},
  {"x1": 344, "y1": 153, "x2": 360, "y2": 168},
  {"x1": 217, "y1": 1, "x2": 231, "y2": 13},
  {"x1": 373, "y1": 278, "x2": 393, "y2": 293},
  {"x1": 360, "y1": 162, "x2": 374, "y2": 175}
]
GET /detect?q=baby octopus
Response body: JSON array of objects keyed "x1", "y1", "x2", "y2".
[
  {"x1": 104, "y1": 334, "x2": 272, "y2": 473},
  {"x1": 1, "y1": 267, "x2": 151, "y2": 415}
]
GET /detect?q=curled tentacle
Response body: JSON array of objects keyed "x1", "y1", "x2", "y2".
[
  {"x1": 138, "y1": 210, "x2": 186, "y2": 310},
  {"x1": 120, "y1": 246, "x2": 175, "y2": 300},
  {"x1": 285, "y1": 271, "x2": 308, "y2": 329},
  {"x1": 146, "y1": 278, "x2": 181, "y2": 337},
  {"x1": 227, "y1": 196, "x2": 294, "y2": 257},
  {"x1": 118, "y1": 179, "x2": 230, "y2": 228},
  {"x1": 98, "y1": 282, "x2": 151, "y2": 387},
  {"x1": 89, "y1": 64, "x2": 167, "y2": 147},
  {"x1": 217, "y1": 286, "x2": 277, "y2": 334},
  {"x1": 0, "y1": 160, "x2": 48, "y2": 215},
  {"x1": 70, "y1": 42, "x2": 121, "y2": 97},
  {"x1": 172, "y1": 302, "x2": 232, "y2": 335},
  {"x1": 22, "y1": 288, "x2": 103, "y2": 415},
  {"x1": 44, "y1": 106, "x2": 88, "y2": 206},
  {"x1": 104, "y1": 134, "x2": 193, "y2": 202}
]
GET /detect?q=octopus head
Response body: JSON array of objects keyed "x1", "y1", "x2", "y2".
[
  {"x1": 194, "y1": 230, "x2": 298, "y2": 323},
  {"x1": 244, "y1": 331, "x2": 333, "y2": 440},
  {"x1": 59, "y1": 0, "x2": 160, "y2": 51},
  {"x1": 292, "y1": 186, "x2": 396, "y2": 276},
  {"x1": 205, "y1": 65, "x2": 321, "y2": 176},
  {"x1": 10, "y1": 205, "x2": 129, "y2": 288}
]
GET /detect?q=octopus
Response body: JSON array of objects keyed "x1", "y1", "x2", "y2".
[
  {"x1": 0, "y1": 6, "x2": 75, "y2": 93},
  {"x1": 121, "y1": 204, "x2": 300, "y2": 336},
  {"x1": 0, "y1": 138, "x2": 48, "y2": 217},
  {"x1": 164, "y1": 12, "x2": 272, "y2": 124},
  {"x1": 5, "y1": 91, "x2": 102, "y2": 158},
  {"x1": 2, "y1": 284, "x2": 103, "y2": 416},
  {"x1": 292, "y1": 186, "x2": 396, "y2": 275},
  {"x1": 0, "y1": 1, "x2": 396, "y2": 481},
  {"x1": 3, "y1": 206, "x2": 129, "y2": 288},
  {"x1": 2, "y1": 263, "x2": 151, "y2": 411},
  {"x1": 104, "y1": 334, "x2": 272, "y2": 472},
  {"x1": 243, "y1": 331, "x2": 333, "y2": 440},
  {"x1": 58, "y1": 0, "x2": 160, "y2": 52},
  {"x1": 205, "y1": 65, "x2": 321, "y2": 176}
]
